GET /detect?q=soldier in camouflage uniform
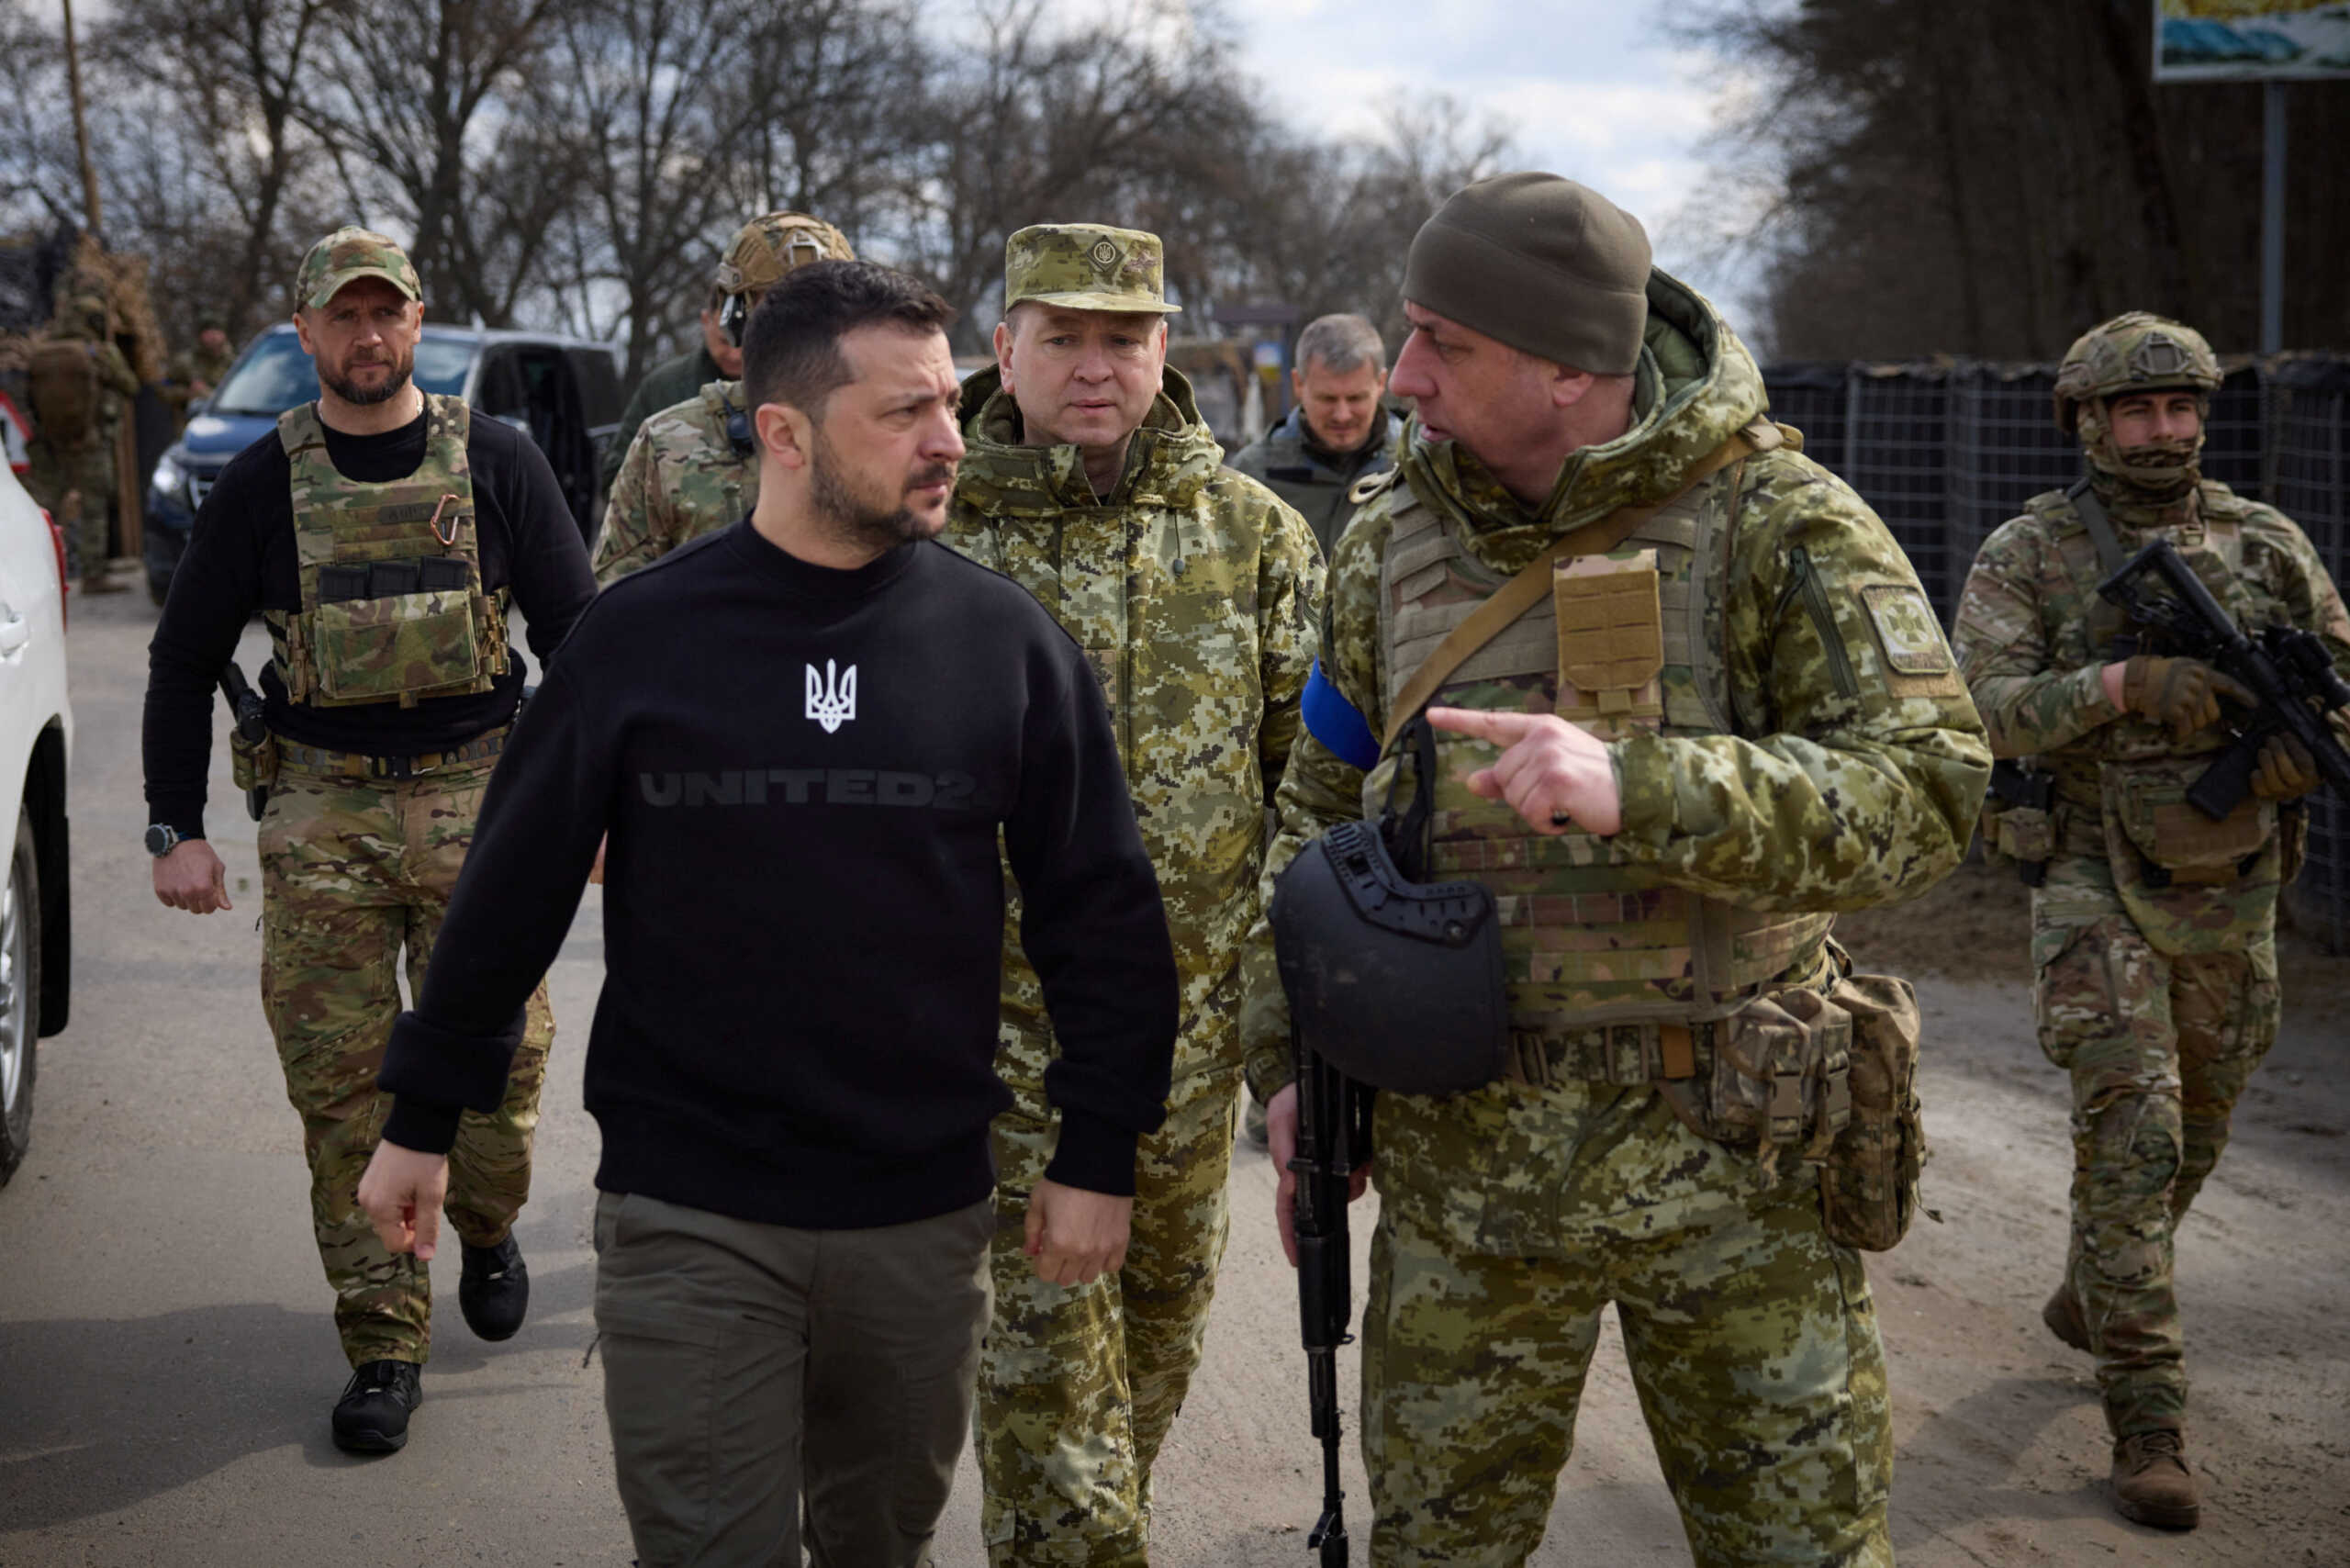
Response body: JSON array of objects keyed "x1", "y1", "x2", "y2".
[
  {"x1": 142, "y1": 229, "x2": 596, "y2": 1454},
  {"x1": 165, "y1": 317, "x2": 238, "y2": 427},
  {"x1": 594, "y1": 212, "x2": 854, "y2": 583},
  {"x1": 944, "y1": 223, "x2": 1323, "y2": 1564},
  {"x1": 1951, "y1": 312, "x2": 2349, "y2": 1531},
  {"x1": 24, "y1": 293, "x2": 140, "y2": 592},
  {"x1": 1249, "y1": 174, "x2": 1989, "y2": 1567}
]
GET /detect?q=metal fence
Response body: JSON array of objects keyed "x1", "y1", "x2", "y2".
[{"x1": 1761, "y1": 353, "x2": 2350, "y2": 946}]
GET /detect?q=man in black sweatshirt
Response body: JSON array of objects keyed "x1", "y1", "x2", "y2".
[
  {"x1": 142, "y1": 228, "x2": 597, "y2": 1453},
  {"x1": 358, "y1": 261, "x2": 1179, "y2": 1567}
]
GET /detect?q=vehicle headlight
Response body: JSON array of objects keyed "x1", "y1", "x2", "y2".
[{"x1": 149, "y1": 453, "x2": 186, "y2": 506}]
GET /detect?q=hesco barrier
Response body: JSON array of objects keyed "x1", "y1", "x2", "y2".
[{"x1": 1761, "y1": 354, "x2": 2350, "y2": 948}]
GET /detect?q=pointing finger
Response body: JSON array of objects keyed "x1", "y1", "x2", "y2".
[{"x1": 1427, "y1": 706, "x2": 1541, "y2": 743}]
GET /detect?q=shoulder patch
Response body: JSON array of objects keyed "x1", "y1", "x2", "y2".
[{"x1": 1860, "y1": 583, "x2": 1953, "y2": 676}]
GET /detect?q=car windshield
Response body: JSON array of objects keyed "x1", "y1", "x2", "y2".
[{"x1": 207, "y1": 333, "x2": 474, "y2": 416}]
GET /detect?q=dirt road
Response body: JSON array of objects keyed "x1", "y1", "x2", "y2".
[{"x1": 3, "y1": 589, "x2": 2345, "y2": 1565}]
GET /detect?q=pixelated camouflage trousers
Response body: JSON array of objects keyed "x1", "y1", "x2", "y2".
[
  {"x1": 1360, "y1": 1076, "x2": 1893, "y2": 1568},
  {"x1": 23, "y1": 435, "x2": 116, "y2": 574},
  {"x1": 2031, "y1": 852, "x2": 2278, "y2": 1439},
  {"x1": 975, "y1": 1066, "x2": 1238, "y2": 1566},
  {"x1": 259, "y1": 757, "x2": 554, "y2": 1368}
]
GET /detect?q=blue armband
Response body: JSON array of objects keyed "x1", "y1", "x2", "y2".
[{"x1": 1301, "y1": 657, "x2": 1380, "y2": 772}]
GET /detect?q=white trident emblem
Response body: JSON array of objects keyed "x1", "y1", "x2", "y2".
[{"x1": 805, "y1": 659, "x2": 857, "y2": 733}]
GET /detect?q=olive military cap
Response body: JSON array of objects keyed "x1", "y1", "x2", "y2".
[
  {"x1": 297, "y1": 227, "x2": 422, "y2": 310},
  {"x1": 1002, "y1": 223, "x2": 1181, "y2": 316},
  {"x1": 714, "y1": 212, "x2": 855, "y2": 299},
  {"x1": 1405, "y1": 173, "x2": 1651, "y2": 375}
]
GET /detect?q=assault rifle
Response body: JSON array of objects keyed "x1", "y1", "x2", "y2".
[
  {"x1": 218, "y1": 662, "x2": 269, "y2": 822},
  {"x1": 2097, "y1": 538, "x2": 2350, "y2": 818},
  {"x1": 1289, "y1": 1025, "x2": 1373, "y2": 1566}
]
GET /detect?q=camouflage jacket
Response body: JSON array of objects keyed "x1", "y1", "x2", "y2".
[
  {"x1": 165, "y1": 342, "x2": 236, "y2": 413},
  {"x1": 1952, "y1": 481, "x2": 2350, "y2": 951},
  {"x1": 594, "y1": 380, "x2": 756, "y2": 585},
  {"x1": 1244, "y1": 271, "x2": 1991, "y2": 1101},
  {"x1": 945, "y1": 364, "x2": 1324, "y2": 1090},
  {"x1": 1225, "y1": 408, "x2": 1401, "y2": 555},
  {"x1": 599, "y1": 343, "x2": 723, "y2": 494}
]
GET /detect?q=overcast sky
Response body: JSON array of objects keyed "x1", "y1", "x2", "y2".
[{"x1": 1225, "y1": 0, "x2": 1753, "y2": 306}]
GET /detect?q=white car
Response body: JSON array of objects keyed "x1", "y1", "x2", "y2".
[{"x1": 0, "y1": 463, "x2": 72, "y2": 1184}]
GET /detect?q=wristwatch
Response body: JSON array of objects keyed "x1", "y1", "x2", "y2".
[{"x1": 145, "y1": 823, "x2": 187, "y2": 858}]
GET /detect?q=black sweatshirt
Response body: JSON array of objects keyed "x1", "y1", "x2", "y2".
[
  {"x1": 143, "y1": 405, "x2": 598, "y2": 839},
  {"x1": 379, "y1": 521, "x2": 1179, "y2": 1227}
]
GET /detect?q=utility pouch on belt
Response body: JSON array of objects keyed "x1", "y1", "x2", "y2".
[
  {"x1": 228, "y1": 727, "x2": 278, "y2": 794},
  {"x1": 2103, "y1": 757, "x2": 2272, "y2": 888},
  {"x1": 1664, "y1": 984, "x2": 1851, "y2": 1164},
  {"x1": 1980, "y1": 760, "x2": 2056, "y2": 885},
  {"x1": 1815, "y1": 969, "x2": 1927, "y2": 1252},
  {"x1": 1271, "y1": 718, "x2": 1508, "y2": 1097}
]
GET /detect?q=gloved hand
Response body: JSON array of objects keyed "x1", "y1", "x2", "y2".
[
  {"x1": 2123, "y1": 656, "x2": 2254, "y2": 742},
  {"x1": 2252, "y1": 732, "x2": 2321, "y2": 801}
]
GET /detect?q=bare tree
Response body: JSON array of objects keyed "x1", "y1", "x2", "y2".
[
  {"x1": 97, "y1": 0, "x2": 339, "y2": 335},
  {"x1": 298, "y1": 0, "x2": 578, "y2": 324}
]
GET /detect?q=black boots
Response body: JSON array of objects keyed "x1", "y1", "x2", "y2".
[
  {"x1": 331, "y1": 1360, "x2": 422, "y2": 1453},
  {"x1": 459, "y1": 1232, "x2": 530, "y2": 1342}
]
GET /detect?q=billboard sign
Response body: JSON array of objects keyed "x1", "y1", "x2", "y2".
[{"x1": 2155, "y1": 1, "x2": 2350, "y2": 81}]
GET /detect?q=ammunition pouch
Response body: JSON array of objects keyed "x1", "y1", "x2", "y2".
[
  {"x1": 229, "y1": 726, "x2": 279, "y2": 794},
  {"x1": 1656, "y1": 962, "x2": 1927, "y2": 1252},
  {"x1": 1815, "y1": 969, "x2": 1928, "y2": 1252},
  {"x1": 1980, "y1": 761, "x2": 2056, "y2": 886},
  {"x1": 1270, "y1": 819, "x2": 1508, "y2": 1097},
  {"x1": 2103, "y1": 757, "x2": 2271, "y2": 888}
]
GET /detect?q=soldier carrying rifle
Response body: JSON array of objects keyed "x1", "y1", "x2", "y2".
[{"x1": 1953, "y1": 311, "x2": 2350, "y2": 1532}]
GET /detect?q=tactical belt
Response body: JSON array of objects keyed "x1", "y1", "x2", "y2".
[
  {"x1": 1503, "y1": 1021, "x2": 1704, "y2": 1089},
  {"x1": 274, "y1": 728, "x2": 509, "y2": 782}
]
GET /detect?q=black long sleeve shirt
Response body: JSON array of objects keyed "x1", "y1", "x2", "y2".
[
  {"x1": 143, "y1": 403, "x2": 598, "y2": 838},
  {"x1": 379, "y1": 521, "x2": 1179, "y2": 1227}
]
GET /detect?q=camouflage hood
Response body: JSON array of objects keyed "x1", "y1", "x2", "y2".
[
  {"x1": 1398, "y1": 267, "x2": 1768, "y2": 576},
  {"x1": 953, "y1": 363, "x2": 1225, "y2": 516}
]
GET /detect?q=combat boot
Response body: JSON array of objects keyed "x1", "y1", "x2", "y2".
[
  {"x1": 2110, "y1": 1429, "x2": 2199, "y2": 1530},
  {"x1": 459, "y1": 1232, "x2": 530, "y2": 1341},
  {"x1": 80, "y1": 565, "x2": 126, "y2": 597},
  {"x1": 331, "y1": 1359, "x2": 422, "y2": 1453},
  {"x1": 2042, "y1": 1282, "x2": 2090, "y2": 1352}
]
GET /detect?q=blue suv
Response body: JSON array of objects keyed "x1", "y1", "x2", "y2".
[{"x1": 142, "y1": 323, "x2": 621, "y2": 605}]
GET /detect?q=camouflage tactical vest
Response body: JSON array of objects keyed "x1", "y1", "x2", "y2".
[
  {"x1": 2025, "y1": 485, "x2": 2283, "y2": 903},
  {"x1": 1375, "y1": 457, "x2": 1835, "y2": 1038},
  {"x1": 266, "y1": 394, "x2": 509, "y2": 709}
]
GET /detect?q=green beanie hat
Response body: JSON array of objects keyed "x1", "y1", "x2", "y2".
[{"x1": 1404, "y1": 173, "x2": 1651, "y2": 376}]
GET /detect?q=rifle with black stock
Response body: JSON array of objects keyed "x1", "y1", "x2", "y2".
[
  {"x1": 2097, "y1": 538, "x2": 2350, "y2": 817},
  {"x1": 218, "y1": 661, "x2": 270, "y2": 822},
  {"x1": 1289, "y1": 1022, "x2": 1372, "y2": 1566}
]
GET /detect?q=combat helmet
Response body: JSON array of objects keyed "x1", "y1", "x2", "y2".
[
  {"x1": 2052, "y1": 312, "x2": 2220, "y2": 437},
  {"x1": 713, "y1": 212, "x2": 854, "y2": 345},
  {"x1": 2053, "y1": 311, "x2": 2221, "y2": 499}
]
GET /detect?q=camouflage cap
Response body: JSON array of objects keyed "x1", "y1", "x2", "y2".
[
  {"x1": 1002, "y1": 224, "x2": 1181, "y2": 316},
  {"x1": 714, "y1": 212, "x2": 854, "y2": 298},
  {"x1": 2053, "y1": 311, "x2": 2221, "y2": 435},
  {"x1": 297, "y1": 227, "x2": 422, "y2": 310}
]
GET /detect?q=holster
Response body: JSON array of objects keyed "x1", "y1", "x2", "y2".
[{"x1": 229, "y1": 726, "x2": 279, "y2": 795}]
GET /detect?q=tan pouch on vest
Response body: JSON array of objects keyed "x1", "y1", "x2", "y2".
[
  {"x1": 2103, "y1": 759, "x2": 2272, "y2": 885},
  {"x1": 1816, "y1": 969, "x2": 1927, "y2": 1252},
  {"x1": 1553, "y1": 553, "x2": 1663, "y2": 731}
]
